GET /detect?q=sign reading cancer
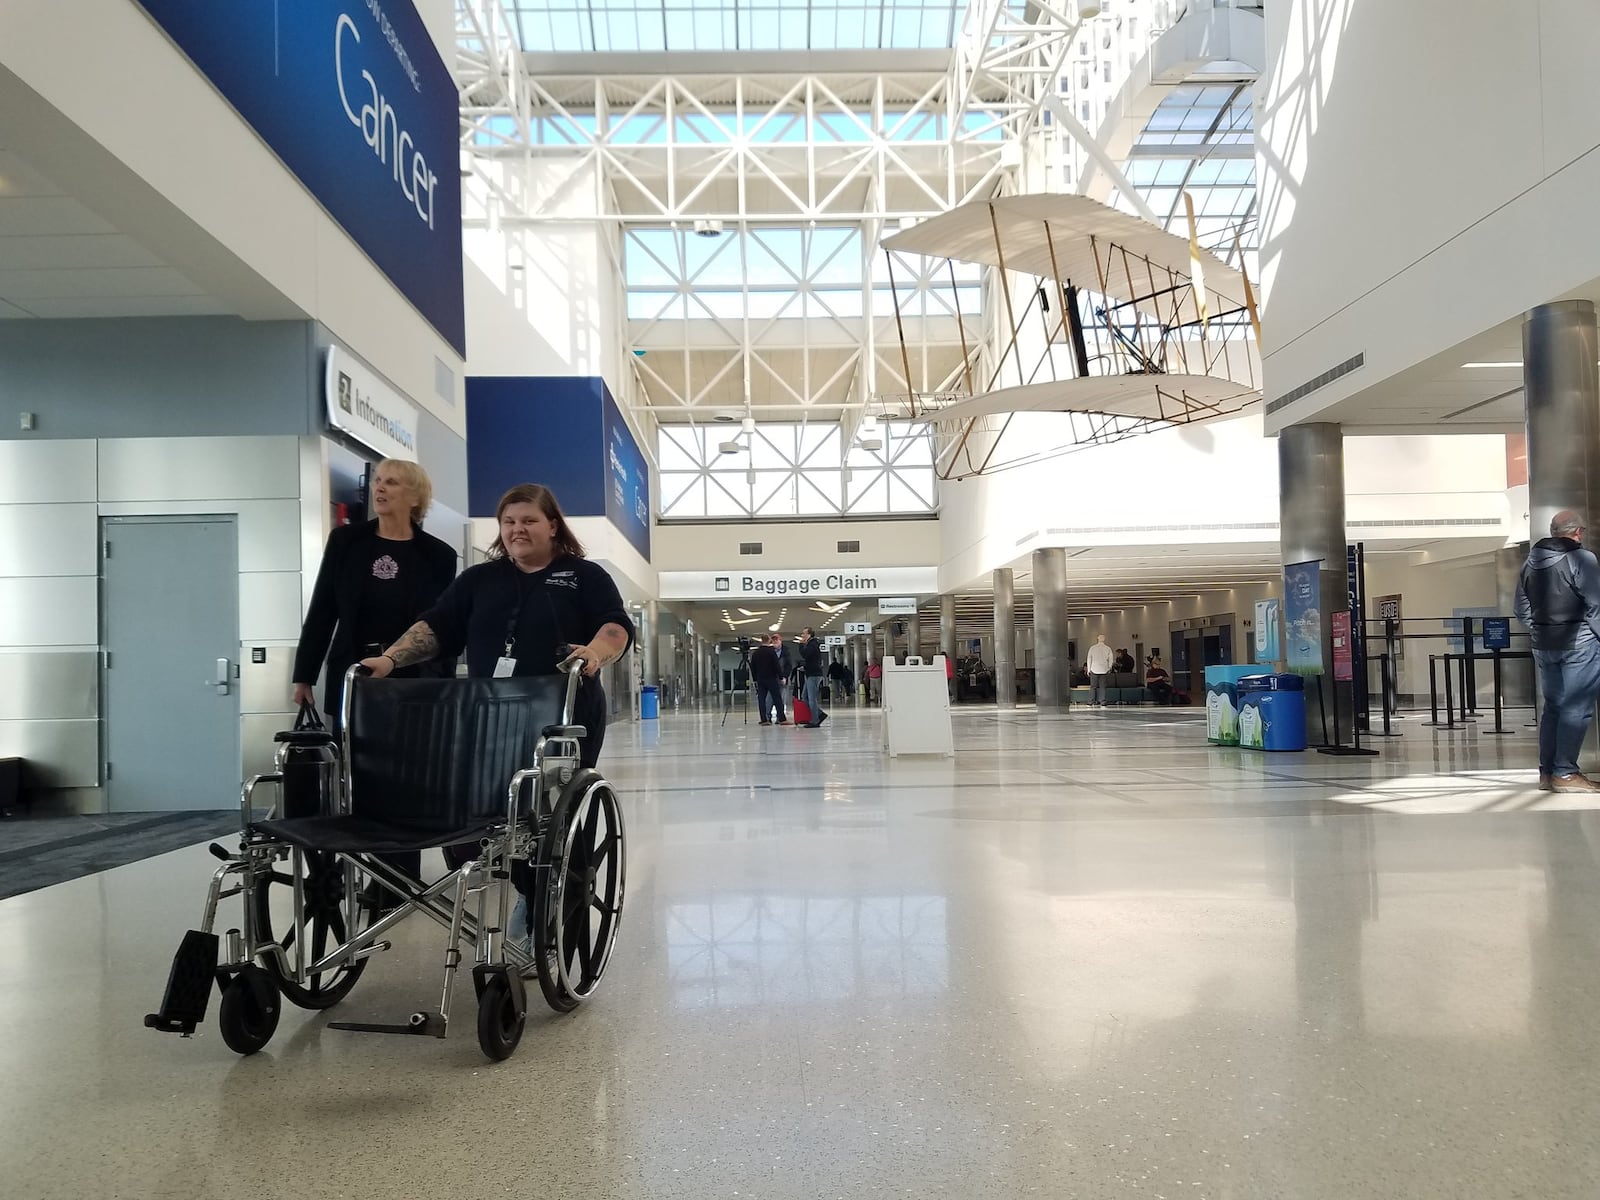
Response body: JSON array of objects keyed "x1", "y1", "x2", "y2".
[{"x1": 133, "y1": 0, "x2": 466, "y2": 355}]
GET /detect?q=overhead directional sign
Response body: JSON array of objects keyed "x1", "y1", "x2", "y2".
[
  {"x1": 878, "y1": 598, "x2": 918, "y2": 615},
  {"x1": 844, "y1": 622, "x2": 872, "y2": 635},
  {"x1": 825, "y1": 635, "x2": 846, "y2": 647}
]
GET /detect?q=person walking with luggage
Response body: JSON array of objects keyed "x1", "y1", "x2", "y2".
[
  {"x1": 1515, "y1": 510, "x2": 1600, "y2": 792},
  {"x1": 799, "y1": 627, "x2": 828, "y2": 728},
  {"x1": 1086, "y1": 634, "x2": 1115, "y2": 707},
  {"x1": 752, "y1": 634, "x2": 788, "y2": 725}
]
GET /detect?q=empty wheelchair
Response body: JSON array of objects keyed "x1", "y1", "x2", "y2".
[{"x1": 145, "y1": 660, "x2": 626, "y2": 1061}]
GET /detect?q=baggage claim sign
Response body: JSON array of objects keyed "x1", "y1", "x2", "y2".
[
  {"x1": 133, "y1": 0, "x2": 466, "y2": 354},
  {"x1": 659, "y1": 568, "x2": 939, "y2": 600}
]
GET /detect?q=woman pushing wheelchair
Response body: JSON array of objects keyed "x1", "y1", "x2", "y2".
[{"x1": 359, "y1": 483, "x2": 635, "y2": 947}]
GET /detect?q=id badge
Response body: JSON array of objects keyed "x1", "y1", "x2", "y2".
[{"x1": 493, "y1": 656, "x2": 517, "y2": 679}]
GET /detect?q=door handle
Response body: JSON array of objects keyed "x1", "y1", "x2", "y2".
[{"x1": 209, "y1": 658, "x2": 231, "y2": 696}]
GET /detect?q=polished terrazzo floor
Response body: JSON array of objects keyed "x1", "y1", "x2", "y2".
[{"x1": 5, "y1": 703, "x2": 1600, "y2": 1198}]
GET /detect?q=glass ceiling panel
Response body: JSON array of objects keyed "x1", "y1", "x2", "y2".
[
  {"x1": 507, "y1": 0, "x2": 966, "y2": 53},
  {"x1": 1115, "y1": 84, "x2": 1259, "y2": 273}
]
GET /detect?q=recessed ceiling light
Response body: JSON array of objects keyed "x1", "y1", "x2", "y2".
[{"x1": 1462, "y1": 361, "x2": 1520, "y2": 369}]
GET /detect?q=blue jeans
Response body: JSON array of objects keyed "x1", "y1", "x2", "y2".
[
  {"x1": 1534, "y1": 644, "x2": 1600, "y2": 776},
  {"x1": 803, "y1": 675, "x2": 824, "y2": 725},
  {"x1": 1090, "y1": 673, "x2": 1108, "y2": 704}
]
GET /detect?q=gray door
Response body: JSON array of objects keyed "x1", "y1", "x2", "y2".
[{"x1": 102, "y1": 516, "x2": 240, "y2": 812}]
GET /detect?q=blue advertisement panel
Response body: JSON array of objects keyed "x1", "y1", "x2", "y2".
[
  {"x1": 1253, "y1": 597, "x2": 1281, "y2": 665},
  {"x1": 466, "y1": 377, "x2": 605, "y2": 519},
  {"x1": 602, "y1": 387, "x2": 652, "y2": 560},
  {"x1": 1283, "y1": 560, "x2": 1323, "y2": 674},
  {"x1": 1483, "y1": 617, "x2": 1511, "y2": 650},
  {"x1": 133, "y1": 0, "x2": 465, "y2": 354}
]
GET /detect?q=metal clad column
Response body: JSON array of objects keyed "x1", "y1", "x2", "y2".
[
  {"x1": 1278, "y1": 422, "x2": 1348, "y2": 735},
  {"x1": 940, "y1": 594, "x2": 958, "y2": 668},
  {"x1": 1526, "y1": 301, "x2": 1600, "y2": 542},
  {"x1": 640, "y1": 601, "x2": 659, "y2": 689},
  {"x1": 994, "y1": 567, "x2": 1016, "y2": 709},
  {"x1": 908, "y1": 612, "x2": 923, "y2": 661},
  {"x1": 1032, "y1": 548, "x2": 1069, "y2": 708}
]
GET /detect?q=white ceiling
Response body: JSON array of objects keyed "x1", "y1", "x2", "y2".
[
  {"x1": 1305, "y1": 284, "x2": 1600, "y2": 434},
  {"x1": 0, "y1": 144, "x2": 226, "y2": 320}
]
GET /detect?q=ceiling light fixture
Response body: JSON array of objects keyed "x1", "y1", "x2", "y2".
[{"x1": 1462, "y1": 361, "x2": 1520, "y2": 369}]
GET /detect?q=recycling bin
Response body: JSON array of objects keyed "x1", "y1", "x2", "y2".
[
  {"x1": 1204, "y1": 665, "x2": 1257, "y2": 745},
  {"x1": 1237, "y1": 674, "x2": 1307, "y2": 752},
  {"x1": 641, "y1": 685, "x2": 659, "y2": 720}
]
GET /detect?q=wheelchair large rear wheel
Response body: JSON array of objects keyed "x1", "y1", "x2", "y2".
[
  {"x1": 531, "y1": 770, "x2": 626, "y2": 1012},
  {"x1": 251, "y1": 850, "x2": 370, "y2": 1009}
]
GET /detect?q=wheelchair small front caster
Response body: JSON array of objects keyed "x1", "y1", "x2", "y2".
[
  {"x1": 476, "y1": 975, "x2": 526, "y2": 1061},
  {"x1": 218, "y1": 965, "x2": 280, "y2": 1055}
]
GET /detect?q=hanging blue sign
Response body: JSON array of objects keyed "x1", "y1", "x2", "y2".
[
  {"x1": 1283, "y1": 559, "x2": 1323, "y2": 674},
  {"x1": 132, "y1": 0, "x2": 465, "y2": 355},
  {"x1": 602, "y1": 388, "x2": 652, "y2": 561}
]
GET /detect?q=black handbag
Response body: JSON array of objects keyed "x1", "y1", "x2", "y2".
[{"x1": 275, "y1": 702, "x2": 339, "y2": 819}]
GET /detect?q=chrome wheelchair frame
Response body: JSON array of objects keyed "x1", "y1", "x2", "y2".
[{"x1": 144, "y1": 659, "x2": 627, "y2": 1061}]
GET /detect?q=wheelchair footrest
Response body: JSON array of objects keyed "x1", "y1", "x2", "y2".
[
  {"x1": 329, "y1": 1011, "x2": 447, "y2": 1039},
  {"x1": 144, "y1": 929, "x2": 220, "y2": 1036}
]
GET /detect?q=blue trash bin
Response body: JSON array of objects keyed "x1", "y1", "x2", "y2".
[
  {"x1": 1238, "y1": 674, "x2": 1306, "y2": 752},
  {"x1": 641, "y1": 685, "x2": 659, "y2": 720}
]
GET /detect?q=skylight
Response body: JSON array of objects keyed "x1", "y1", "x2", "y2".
[{"x1": 506, "y1": 0, "x2": 968, "y2": 54}]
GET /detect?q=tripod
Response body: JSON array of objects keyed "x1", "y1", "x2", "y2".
[{"x1": 721, "y1": 643, "x2": 752, "y2": 727}]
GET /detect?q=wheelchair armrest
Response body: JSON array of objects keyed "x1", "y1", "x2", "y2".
[
  {"x1": 541, "y1": 724, "x2": 587, "y2": 741},
  {"x1": 274, "y1": 731, "x2": 337, "y2": 747}
]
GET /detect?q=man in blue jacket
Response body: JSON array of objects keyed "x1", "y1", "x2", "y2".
[{"x1": 1514, "y1": 510, "x2": 1600, "y2": 792}]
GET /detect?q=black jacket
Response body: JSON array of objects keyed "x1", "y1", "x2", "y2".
[
  {"x1": 293, "y1": 519, "x2": 459, "y2": 703},
  {"x1": 750, "y1": 644, "x2": 781, "y2": 683},
  {"x1": 1515, "y1": 537, "x2": 1600, "y2": 650},
  {"x1": 801, "y1": 636, "x2": 825, "y2": 677}
]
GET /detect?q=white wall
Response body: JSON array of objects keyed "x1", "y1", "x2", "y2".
[
  {"x1": 463, "y1": 260, "x2": 572, "y2": 376},
  {"x1": 1257, "y1": 0, "x2": 1600, "y2": 425},
  {"x1": 653, "y1": 519, "x2": 941, "y2": 573},
  {"x1": 0, "y1": 436, "x2": 317, "y2": 805},
  {"x1": 937, "y1": 413, "x2": 1511, "y2": 593},
  {"x1": 0, "y1": 0, "x2": 465, "y2": 433}
]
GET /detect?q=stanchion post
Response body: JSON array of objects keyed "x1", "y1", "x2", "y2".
[
  {"x1": 1425, "y1": 655, "x2": 1443, "y2": 726},
  {"x1": 1463, "y1": 617, "x2": 1479, "y2": 715},
  {"x1": 1444, "y1": 653, "x2": 1456, "y2": 730},
  {"x1": 1487, "y1": 648, "x2": 1512, "y2": 735}
]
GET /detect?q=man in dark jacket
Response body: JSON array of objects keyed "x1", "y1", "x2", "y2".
[
  {"x1": 1514, "y1": 510, "x2": 1600, "y2": 792},
  {"x1": 751, "y1": 634, "x2": 788, "y2": 726},
  {"x1": 799, "y1": 627, "x2": 828, "y2": 728}
]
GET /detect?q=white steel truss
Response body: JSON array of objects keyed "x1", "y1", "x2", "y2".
[{"x1": 452, "y1": 0, "x2": 1251, "y2": 518}]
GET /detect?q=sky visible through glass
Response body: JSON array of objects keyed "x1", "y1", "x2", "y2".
[{"x1": 506, "y1": 0, "x2": 969, "y2": 53}]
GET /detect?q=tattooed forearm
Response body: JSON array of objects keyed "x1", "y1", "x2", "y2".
[
  {"x1": 384, "y1": 622, "x2": 441, "y2": 668},
  {"x1": 591, "y1": 623, "x2": 630, "y2": 666}
]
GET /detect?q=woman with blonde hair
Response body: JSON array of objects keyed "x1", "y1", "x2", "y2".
[{"x1": 293, "y1": 459, "x2": 459, "y2": 718}]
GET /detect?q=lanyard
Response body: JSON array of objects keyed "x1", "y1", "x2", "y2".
[{"x1": 502, "y1": 563, "x2": 566, "y2": 661}]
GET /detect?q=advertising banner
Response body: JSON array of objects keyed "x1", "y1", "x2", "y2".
[
  {"x1": 602, "y1": 390, "x2": 651, "y2": 560},
  {"x1": 1283, "y1": 560, "x2": 1323, "y2": 674},
  {"x1": 133, "y1": 0, "x2": 466, "y2": 353},
  {"x1": 1253, "y1": 598, "x2": 1281, "y2": 665},
  {"x1": 1331, "y1": 611, "x2": 1353, "y2": 682}
]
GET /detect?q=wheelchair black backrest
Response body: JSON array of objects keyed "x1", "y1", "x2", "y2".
[{"x1": 346, "y1": 676, "x2": 569, "y2": 832}]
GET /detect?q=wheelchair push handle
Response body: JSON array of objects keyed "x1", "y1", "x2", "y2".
[{"x1": 556, "y1": 649, "x2": 588, "y2": 727}]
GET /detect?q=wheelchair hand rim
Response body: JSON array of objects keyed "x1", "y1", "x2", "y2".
[{"x1": 550, "y1": 778, "x2": 626, "y2": 1000}]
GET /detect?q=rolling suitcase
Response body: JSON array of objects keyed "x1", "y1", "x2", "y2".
[{"x1": 792, "y1": 697, "x2": 812, "y2": 725}]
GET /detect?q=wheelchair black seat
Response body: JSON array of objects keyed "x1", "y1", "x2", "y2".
[{"x1": 253, "y1": 675, "x2": 571, "y2": 852}]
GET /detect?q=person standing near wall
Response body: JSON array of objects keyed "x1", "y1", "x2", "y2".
[
  {"x1": 1086, "y1": 634, "x2": 1115, "y2": 707},
  {"x1": 292, "y1": 459, "x2": 458, "y2": 903},
  {"x1": 1514, "y1": 510, "x2": 1600, "y2": 793}
]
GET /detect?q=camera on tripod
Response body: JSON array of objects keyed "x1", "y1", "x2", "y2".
[{"x1": 736, "y1": 635, "x2": 752, "y2": 654}]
